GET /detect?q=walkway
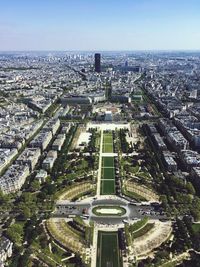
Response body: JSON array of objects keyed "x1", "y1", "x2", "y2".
[
  {"x1": 97, "y1": 130, "x2": 103, "y2": 196},
  {"x1": 91, "y1": 225, "x2": 98, "y2": 267}
]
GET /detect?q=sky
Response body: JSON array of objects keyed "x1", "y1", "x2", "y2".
[{"x1": 1, "y1": 0, "x2": 200, "y2": 51}]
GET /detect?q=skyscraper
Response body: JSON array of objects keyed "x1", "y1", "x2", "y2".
[{"x1": 94, "y1": 53, "x2": 101, "y2": 73}]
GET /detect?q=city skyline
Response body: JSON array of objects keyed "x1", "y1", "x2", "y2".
[{"x1": 1, "y1": 0, "x2": 200, "y2": 51}]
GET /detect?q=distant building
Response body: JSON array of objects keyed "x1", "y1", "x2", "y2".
[
  {"x1": 152, "y1": 134, "x2": 167, "y2": 151},
  {"x1": 0, "y1": 149, "x2": 18, "y2": 174},
  {"x1": 29, "y1": 131, "x2": 52, "y2": 151},
  {"x1": 52, "y1": 134, "x2": 65, "y2": 151},
  {"x1": 0, "y1": 164, "x2": 30, "y2": 194},
  {"x1": 16, "y1": 148, "x2": 41, "y2": 171},
  {"x1": 35, "y1": 169, "x2": 48, "y2": 183},
  {"x1": 92, "y1": 93, "x2": 106, "y2": 103},
  {"x1": 42, "y1": 150, "x2": 57, "y2": 171},
  {"x1": 95, "y1": 53, "x2": 101, "y2": 73},
  {"x1": 174, "y1": 116, "x2": 200, "y2": 149},
  {"x1": 61, "y1": 95, "x2": 92, "y2": 105},
  {"x1": 146, "y1": 124, "x2": 158, "y2": 135},
  {"x1": 60, "y1": 124, "x2": 71, "y2": 134},
  {"x1": 104, "y1": 111, "x2": 113, "y2": 121},
  {"x1": 118, "y1": 65, "x2": 141, "y2": 73},
  {"x1": 191, "y1": 167, "x2": 200, "y2": 194},
  {"x1": 162, "y1": 151, "x2": 177, "y2": 172},
  {"x1": 166, "y1": 131, "x2": 188, "y2": 152},
  {"x1": 180, "y1": 150, "x2": 200, "y2": 171},
  {"x1": 43, "y1": 118, "x2": 60, "y2": 136},
  {"x1": 0, "y1": 236, "x2": 13, "y2": 267}
]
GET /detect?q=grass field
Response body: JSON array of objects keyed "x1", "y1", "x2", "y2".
[
  {"x1": 103, "y1": 133, "x2": 113, "y2": 143},
  {"x1": 101, "y1": 156, "x2": 115, "y2": 195},
  {"x1": 101, "y1": 180, "x2": 115, "y2": 194},
  {"x1": 102, "y1": 157, "x2": 114, "y2": 168},
  {"x1": 129, "y1": 217, "x2": 148, "y2": 232},
  {"x1": 96, "y1": 231, "x2": 122, "y2": 267},
  {"x1": 101, "y1": 167, "x2": 115, "y2": 180},
  {"x1": 132, "y1": 223, "x2": 154, "y2": 239},
  {"x1": 102, "y1": 132, "x2": 113, "y2": 153},
  {"x1": 102, "y1": 143, "x2": 113, "y2": 153}
]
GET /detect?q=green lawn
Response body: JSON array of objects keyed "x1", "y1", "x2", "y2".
[
  {"x1": 129, "y1": 217, "x2": 148, "y2": 232},
  {"x1": 102, "y1": 157, "x2": 114, "y2": 168},
  {"x1": 101, "y1": 167, "x2": 115, "y2": 180},
  {"x1": 102, "y1": 132, "x2": 113, "y2": 153},
  {"x1": 96, "y1": 231, "x2": 122, "y2": 267},
  {"x1": 132, "y1": 223, "x2": 154, "y2": 239},
  {"x1": 102, "y1": 143, "x2": 113, "y2": 153},
  {"x1": 103, "y1": 133, "x2": 113, "y2": 143},
  {"x1": 101, "y1": 180, "x2": 115, "y2": 195},
  {"x1": 101, "y1": 156, "x2": 115, "y2": 194},
  {"x1": 192, "y1": 223, "x2": 200, "y2": 234}
]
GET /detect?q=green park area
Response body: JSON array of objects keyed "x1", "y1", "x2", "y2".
[
  {"x1": 102, "y1": 132, "x2": 113, "y2": 153},
  {"x1": 101, "y1": 180, "x2": 115, "y2": 195},
  {"x1": 101, "y1": 156, "x2": 115, "y2": 195},
  {"x1": 101, "y1": 167, "x2": 115, "y2": 180},
  {"x1": 102, "y1": 156, "x2": 114, "y2": 168},
  {"x1": 125, "y1": 218, "x2": 155, "y2": 246},
  {"x1": 96, "y1": 231, "x2": 122, "y2": 267}
]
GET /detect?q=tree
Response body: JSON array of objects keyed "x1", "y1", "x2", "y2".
[
  {"x1": 39, "y1": 235, "x2": 48, "y2": 249},
  {"x1": 160, "y1": 195, "x2": 168, "y2": 210},
  {"x1": 186, "y1": 182, "x2": 195, "y2": 195},
  {"x1": 191, "y1": 208, "x2": 200, "y2": 222},
  {"x1": 0, "y1": 190, "x2": 11, "y2": 210},
  {"x1": 18, "y1": 192, "x2": 37, "y2": 215},
  {"x1": 0, "y1": 189, "x2": 5, "y2": 205},
  {"x1": 44, "y1": 183, "x2": 56, "y2": 195},
  {"x1": 9, "y1": 255, "x2": 20, "y2": 267},
  {"x1": 30, "y1": 180, "x2": 40, "y2": 192},
  {"x1": 7, "y1": 223, "x2": 24, "y2": 245},
  {"x1": 21, "y1": 192, "x2": 36, "y2": 204},
  {"x1": 18, "y1": 248, "x2": 32, "y2": 267},
  {"x1": 21, "y1": 206, "x2": 31, "y2": 220},
  {"x1": 37, "y1": 191, "x2": 47, "y2": 200}
]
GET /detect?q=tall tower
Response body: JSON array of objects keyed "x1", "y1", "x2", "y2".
[{"x1": 94, "y1": 53, "x2": 101, "y2": 73}]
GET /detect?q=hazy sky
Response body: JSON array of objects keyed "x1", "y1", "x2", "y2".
[{"x1": 1, "y1": 0, "x2": 200, "y2": 51}]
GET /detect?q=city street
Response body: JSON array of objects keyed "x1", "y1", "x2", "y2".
[{"x1": 53, "y1": 197, "x2": 167, "y2": 223}]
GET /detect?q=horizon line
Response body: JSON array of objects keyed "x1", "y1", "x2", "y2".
[{"x1": 1, "y1": 49, "x2": 200, "y2": 53}]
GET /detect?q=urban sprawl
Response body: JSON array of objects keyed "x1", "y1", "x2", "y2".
[{"x1": 0, "y1": 51, "x2": 200, "y2": 267}]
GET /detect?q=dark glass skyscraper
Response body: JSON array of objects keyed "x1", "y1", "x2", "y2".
[{"x1": 94, "y1": 53, "x2": 101, "y2": 73}]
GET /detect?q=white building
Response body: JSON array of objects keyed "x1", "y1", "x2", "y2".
[
  {"x1": 42, "y1": 150, "x2": 57, "y2": 171},
  {"x1": 43, "y1": 118, "x2": 60, "y2": 136},
  {"x1": 0, "y1": 149, "x2": 18, "y2": 173},
  {"x1": 0, "y1": 164, "x2": 30, "y2": 194},
  {"x1": 52, "y1": 134, "x2": 65, "y2": 151},
  {"x1": 16, "y1": 148, "x2": 41, "y2": 171},
  {"x1": 29, "y1": 131, "x2": 52, "y2": 151},
  {"x1": 35, "y1": 169, "x2": 48, "y2": 183},
  {"x1": 0, "y1": 236, "x2": 13, "y2": 267}
]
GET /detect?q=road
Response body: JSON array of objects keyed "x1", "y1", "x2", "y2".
[{"x1": 53, "y1": 198, "x2": 167, "y2": 224}]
